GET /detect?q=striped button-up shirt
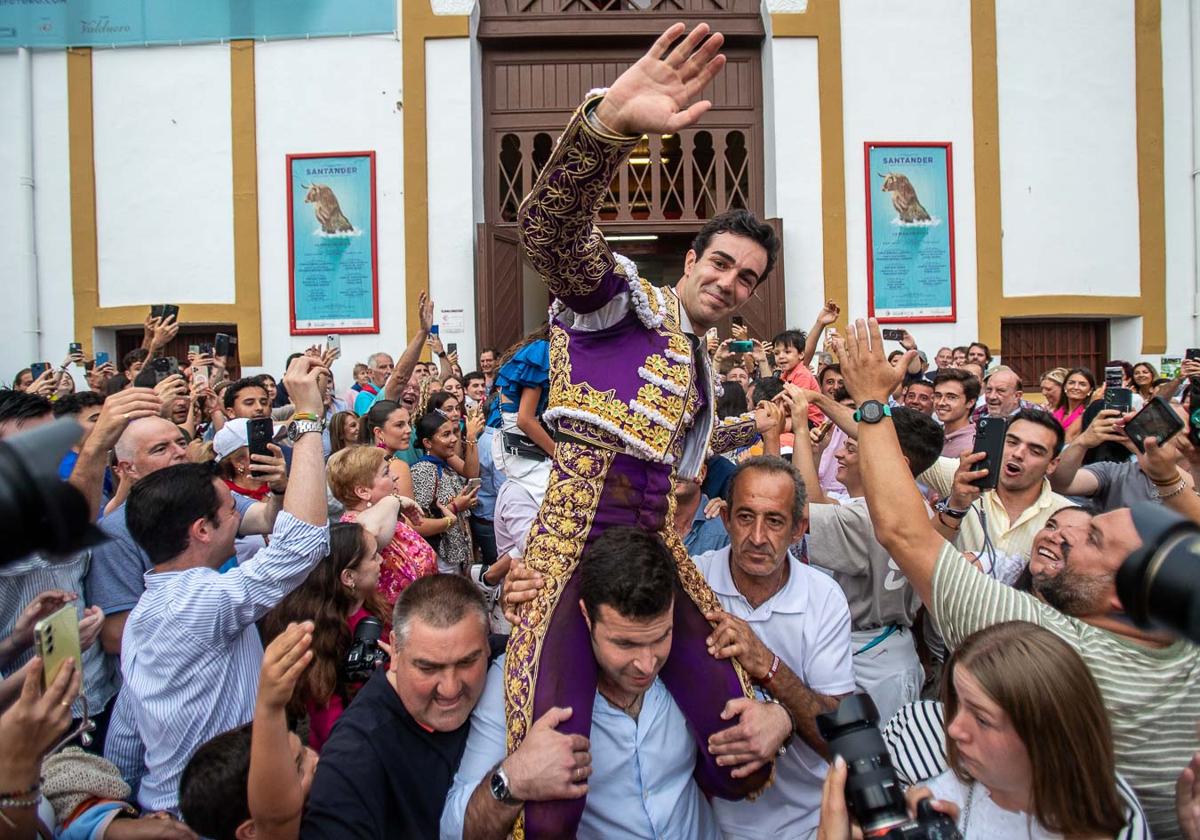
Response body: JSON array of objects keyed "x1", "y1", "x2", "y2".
[
  {"x1": 0, "y1": 550, "x2": 119, "y2": 719},
  {"x1": 110, "y1": 512, "x2": 328, "y2": 812}
]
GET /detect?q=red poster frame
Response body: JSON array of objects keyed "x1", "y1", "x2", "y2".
[
  {"x1": 287, "y1": 150, "x2": 380, "y2": 336},
  {"x1": 864, "y1": 141, "x2": 957, "y2": 324}
]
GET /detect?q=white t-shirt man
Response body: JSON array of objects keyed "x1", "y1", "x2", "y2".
[{"x1": 693, "y1": 547, "x2": 856, "y2": 839}]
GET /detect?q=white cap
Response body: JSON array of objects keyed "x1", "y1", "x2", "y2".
[{"x1": 213, "y1": 418, "x2": 250, "y2": 462}]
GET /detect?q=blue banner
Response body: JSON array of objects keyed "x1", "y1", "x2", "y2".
[
  {"x1": 289, "y1": 152, "x2": 378, "y2": 334},
  {"x1": 0, "y1": 1, "x2": 394, "y2": 49},
  {"x1": 865, "y1": 143, "x2": 957, "y2": 322}
]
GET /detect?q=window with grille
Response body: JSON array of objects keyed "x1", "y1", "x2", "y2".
[
  {"x1": 497, "y1": 127, "x2": 754, "y2": 223},
  {"x1": 999, "y1": 318, "x2": 1110, "y2": 389}
]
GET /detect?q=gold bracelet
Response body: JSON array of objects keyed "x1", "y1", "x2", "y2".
[
  {"x1": 1150, "y1": 470, "x2": 1185, "y2": 486},
  {"x1": 1155, "y1": 479, "x2": 1189, "y2": 501}
]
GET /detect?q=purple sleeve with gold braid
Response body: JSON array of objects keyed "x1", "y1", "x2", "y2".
[
  {"x1": 711, "y1": 413, "x2": 760, "y2": 455},
  {"x1": 516, "y1": 95, "x2": 641, "y2": 314}
]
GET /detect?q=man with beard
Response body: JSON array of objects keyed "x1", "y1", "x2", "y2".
[
  {"x1": 839, "y1": 316, "x2": 1200, "y2": 839},
  {"x1": 921, "y1": 408, "x2": 1073, "y2": 586}
]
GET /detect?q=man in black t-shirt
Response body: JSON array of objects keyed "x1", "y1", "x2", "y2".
[{"x1": 301, "y1": 575, "x2": 491, "y2": 839}]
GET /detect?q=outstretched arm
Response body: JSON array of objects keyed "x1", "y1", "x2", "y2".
[
  {"x1": 803, "y1": 301, "x2": 839, "y2": 366},
  {"x1": 384, "y1": 292, "x2": 433, "y2": 403},
  {"x1": 518, "y1": 23, "x2": 726, "y2": 313},
  {"x1": 250, "y1": 623, "x2": 313, "y2": 840},
  {"x1": 837, "y1": 319, "x2": 944, "y2": 606}
]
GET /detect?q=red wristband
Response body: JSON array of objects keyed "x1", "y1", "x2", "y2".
[{"x1": 761, "y1": 654, "x2": 781, "y2": 686}]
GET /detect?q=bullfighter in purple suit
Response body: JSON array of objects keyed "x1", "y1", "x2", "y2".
[{"x1": 503, "y1": 23, "x2": 792, "y2": 839}]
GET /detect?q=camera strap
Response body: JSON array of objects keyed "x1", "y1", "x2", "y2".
[{"x1": 852, "y1": 624, "x2": 899, "y2": 657}]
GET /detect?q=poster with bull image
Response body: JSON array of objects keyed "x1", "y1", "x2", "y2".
[
  {"x1": 864, "y1": 142, "x2": 956, "y2": 323},
  {"x1": 287, "y1": 151, "x2": 379, "y2": 334}
]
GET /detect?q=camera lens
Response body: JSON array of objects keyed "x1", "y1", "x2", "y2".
[
  {"x1": 816, "y1": 694, "x2": 910, "y2": 834},
  {"x1": 354, "y1": 616, "x2": 384, "y2": 644},
  {"x1": 1118, "y1": 504, "x2": 1200, "y2": 644}
]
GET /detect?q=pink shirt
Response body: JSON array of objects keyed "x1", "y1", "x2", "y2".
[
  {"x1": 782, "y1": 365, "x2": 826, "y2": 425},
  {"x1": 1052, "y1": 404, "x2": 1085, "y2": 430},
  {"x1": 940, "y1": 423, "x2": 977, "y2": 458},
  {"x1": 340, "y1": 510, "x2": 438, "y2": 606},
  {"x1": 307, "y1": 607, "x2": 387, "y2": 751}
]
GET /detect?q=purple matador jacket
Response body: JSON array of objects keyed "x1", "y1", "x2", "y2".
[{"x1": 503, "y1": 92, "x2": 771, "y2": 840}]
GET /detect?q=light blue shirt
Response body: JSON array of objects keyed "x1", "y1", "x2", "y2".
[
  {"x1": 473, "y1": 427, "x2": 504, "y2": 521},
  {"x1": 683, "y1": 494, "x2": 730, "y2": 557},
  {"x1": 440, "y1": 655, "x2": 720, "y2": 840},
  {"x1": 354, "y1": 387, "x2": 382, "y2": 416},
  {"x1": 109, "y1": 512, "x2": 329, "y2": 813}
]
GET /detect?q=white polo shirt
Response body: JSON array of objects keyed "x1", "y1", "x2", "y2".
[{"x1": 693, "y1": 547, "x2": 856, "y2": 840}]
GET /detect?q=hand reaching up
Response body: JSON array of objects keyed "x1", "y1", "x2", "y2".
[{"x1": 594, "y1": 22, "x2": 727, "y2": 136}]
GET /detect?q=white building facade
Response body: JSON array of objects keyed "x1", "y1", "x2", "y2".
[{"x1": 0, "y1": 0, "x2": 1194, "y2": 392}]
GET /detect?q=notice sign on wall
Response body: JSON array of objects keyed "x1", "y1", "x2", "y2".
[
  {"x1": 864, "y1": 142, "x2": 957, "y2": 323},
  {"x1": 0, "y1": 0, "x2": 394, "y2": 49},
  {"x1": 288, "y1": 152, "x2": 379, "y2": 335}
]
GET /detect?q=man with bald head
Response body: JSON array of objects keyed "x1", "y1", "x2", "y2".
[
  {"x1": 970, "y1": 365, "x2": 1040, "y2": 424},
  {"x1": 87, "y1": 416, "x2": 286, "y2": 655}
]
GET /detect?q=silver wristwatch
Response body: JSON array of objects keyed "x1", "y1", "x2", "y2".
[
  {"x1": 286, "y1": 417, "x2": 326, "y2": 443},
  {"x1": 489, "y1": 762, "x2": 522, "y2": 806}
]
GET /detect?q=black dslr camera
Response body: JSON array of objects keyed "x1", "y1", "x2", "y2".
[
  {"x1": 343, "y1": 616, "x2": 389, "y2": 683},
  {"x1": 816, "y1": 694, "x2": 961, "y2": 840},
  {"x1": 1117, "y1": 503, "x2": 1200, "y2": 644}
]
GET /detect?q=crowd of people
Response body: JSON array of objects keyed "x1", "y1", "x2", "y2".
[{"x1": 3, "y1": 19, "x2": 1200, "y2": 840}]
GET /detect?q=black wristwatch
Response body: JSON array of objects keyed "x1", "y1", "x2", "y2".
[
  {"x1": 853, "y1": 400, "x2": 892, "y2": 424},
  {"x1": 489, "y1": 762, "x2": 522, "y2": 806},
  {"x1": 934, "y1": 500, "x2": 970, "y2": 519}
]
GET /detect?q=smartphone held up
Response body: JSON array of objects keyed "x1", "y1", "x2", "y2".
[
  {"x1": 35, "y1": 604, "x2": 81, "y2": 692},
  {"x1": 971, "y1": 415, "x2": 1007, "y2": 490}
]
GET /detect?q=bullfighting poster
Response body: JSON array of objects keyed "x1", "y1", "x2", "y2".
[
  {"x1": 288, "y1": 151, "x2": 379, "y2": 335},
  {"x1": 864, "y1": 142, "x2": 956, "y2": 323}
]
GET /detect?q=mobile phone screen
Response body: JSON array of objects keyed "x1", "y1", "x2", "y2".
[
  {"x1": 1104, "y1": 387, "x2": 1133, "y2": 413},
  {"x1": 447, "y1": 342, "x2": 458, "y2": 356},
  {"x1": 731, "y1": 315, "x2": 745, "y2": 328},
  {"x1": 1124, "y1": 397, "x2": 1185, "y2": 453},
  {"x1": 882, "y1": 329, "x2": 904, "y2": 341},
  {"x1": 214, "y1": 333, "x2": 230, "y2": 357}
]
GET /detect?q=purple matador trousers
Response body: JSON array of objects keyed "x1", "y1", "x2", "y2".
[{"x1": 503, "y1": 441, "x2": 770, "y2": 839}]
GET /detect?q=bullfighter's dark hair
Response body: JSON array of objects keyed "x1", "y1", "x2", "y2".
[{"x1": 689, "y1": 209, "x2": 779, "y2": 285}]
